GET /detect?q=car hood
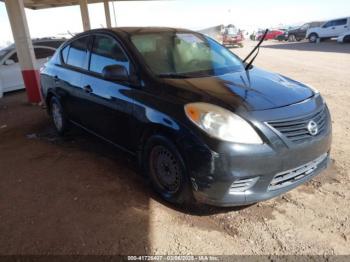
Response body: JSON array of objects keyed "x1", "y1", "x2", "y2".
[{"x1": 162, "y1": 67, "x2": 314, "y2": 111}]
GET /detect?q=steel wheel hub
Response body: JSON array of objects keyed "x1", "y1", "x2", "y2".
[{"x1": 150, "y1": 145, "x2": 181, "y2": 193}]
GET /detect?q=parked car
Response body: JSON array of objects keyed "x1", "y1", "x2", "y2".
[
  {"x1": 306, "y1": 17, "x2": 350, "y2": 43},
  {"x1": 0, "y1": 38, "x2": 65, "y2": 98},
  {"x1": 41, "y1": 28, "x2": 332, "y2": 207},
  {"x1": 286, "y1": 22, "x2": 323, "y2": 42},
  {"x1": 220, "y1": 24, "x2": 243, "y2": 47},
  {"x1": 256, "y1": 29, "x2": 284, "y2": 41},
  {"x1": 337, "y1": 31, "x2": 350, "y2": 43},
  {"x1": 275, "y1": 31, "x2": 288, "y2": 41}
]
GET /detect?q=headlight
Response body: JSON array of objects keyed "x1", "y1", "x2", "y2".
[{"x1": 184, "y1": 103, "x2": 263, "y2": 144}]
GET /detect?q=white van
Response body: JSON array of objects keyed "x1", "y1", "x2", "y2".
[{"x1": 306, "y1": 17, "x2": 350, "y2": 43}]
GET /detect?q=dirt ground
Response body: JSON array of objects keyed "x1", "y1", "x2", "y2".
[{"x1": 0, "y1": 40, "x2": 349, "y2": 255}]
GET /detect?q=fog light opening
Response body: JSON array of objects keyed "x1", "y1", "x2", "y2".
[{"x1": 229, "y1": 177, "x2": 259, "y2": 194}]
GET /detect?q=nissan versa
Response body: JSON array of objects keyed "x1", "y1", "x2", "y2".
[{"x1": 40, "y1": 27, "x2": 332, "y2": 207}]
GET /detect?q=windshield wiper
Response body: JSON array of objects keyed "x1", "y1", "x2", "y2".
[
  {"x1": 157, "y1": 73, "x2": 191, "y2": 79},
  {"x1": 243, "y1": 29, "x2": 269, "y2": 70}
]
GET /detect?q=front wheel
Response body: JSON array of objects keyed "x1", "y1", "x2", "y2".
[
  {"x1": 143, "y1": 135, "x2": 194, "y2": 205},
  {"x1": 309, "y1": 33, "x2": 318, "y2": 43}
]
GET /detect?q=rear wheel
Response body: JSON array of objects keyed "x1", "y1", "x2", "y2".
[
  {"x1": 144, "y1": 135, "x2": 193, "y2": 205},
  {"x1": 343, "y1": 35, "x2": 350, "y2": 43},
  {"x1": 50, "y1": 96, "x2": 69, "y2": 135},
  {"x1": 288, "y1": 34, "x2": 296, "y2": 42}
]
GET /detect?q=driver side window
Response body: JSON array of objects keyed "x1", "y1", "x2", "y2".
[
  {"x1": 89, "y1": 35, "x2": 129, "y2": 74},
  {"x1": 323, "y1": 21, "x2": 334, "y2": 28}
]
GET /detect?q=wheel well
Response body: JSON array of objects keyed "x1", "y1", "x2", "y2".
[
  {"x1": 309, "y1": 32, "x2": 318, "y2": 38},
  {"x1": 137, "y1": 125, "x2": 182, "y2": 167},
  {"x1": 45, "y1": 92, "x2": 55, "y2": 113}
]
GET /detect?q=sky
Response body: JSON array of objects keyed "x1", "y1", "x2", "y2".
[{"x1": 1, "y1": 0, "x2": 350, "y2": 47}]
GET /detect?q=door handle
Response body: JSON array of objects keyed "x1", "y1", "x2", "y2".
[
  {"x1": 83, "y1": 85, "x2": 93, "y2": 93},
  {"x1": 54, "y1": 75, "x2": 59, "y2": 82}
]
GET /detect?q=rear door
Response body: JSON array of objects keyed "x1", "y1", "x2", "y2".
[
  {"x1": 79, "y1": 33, "x2": 134, "y2": 150},
  {"x1": 332, "y1": 18, "x2": 349, "y2": 36},
  {"x1": 54, "y1": 35, "x2": 92, "y2": 123}
]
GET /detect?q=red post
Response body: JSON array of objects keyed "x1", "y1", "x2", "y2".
[{"x1": 21, "y1": 70, "x2": 41, "y2": 103}]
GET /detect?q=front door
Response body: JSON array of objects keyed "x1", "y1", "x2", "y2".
[{"x1": 79, "y1": 34, "x2": 134, "y2": 151}]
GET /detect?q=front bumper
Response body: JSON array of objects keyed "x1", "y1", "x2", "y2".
[{"x1": 180, "y1": 96, "x2": 332, "y2": 207}]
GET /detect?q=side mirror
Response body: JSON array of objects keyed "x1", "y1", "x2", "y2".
[
  {"x1": 102, "y1": 64, "x2": 129, "y2": 82},
  {"x1": 4, "y1": 59, "x2": 15, "y2": 66}
]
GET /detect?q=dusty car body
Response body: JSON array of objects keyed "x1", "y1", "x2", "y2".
[{"x1": 40, "y1": 27, "x2": 332, "y2": 207}]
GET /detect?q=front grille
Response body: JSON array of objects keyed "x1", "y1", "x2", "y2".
[
  {"x1": 267, "y1": 107, "x2": 328, "y2": 143},
  {"x1": 268, "y1": 153, "x2": 328, "y2": 191}
]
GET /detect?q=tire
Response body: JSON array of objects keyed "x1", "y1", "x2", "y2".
[
  {"x1": 143, "y1": 135, "x2": 194, "y2": 206},
  {"x1": 344, "y1": 36, "x2": 350, "y2": 43},
  {"x1": 49, "y1": 96, "x2": 69, "y2": 135},
  {"x1": 309, "y1": 33, "x2": 318, "y2": 43},
  {"x1": 288, "y1": 34, "x2": 296, "y2": 42}
]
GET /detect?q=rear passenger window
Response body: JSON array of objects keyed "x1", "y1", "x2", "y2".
[
  {"x1": 9, "y1": 52, "x2": 19, "y2": 63},
  {"x1": 89, "y1": 35, "x2": 129, "y2": 74},
  {"x1": 61, "y1": 45, "x2": 69, "y2": 63},
  {"x1": 34, "y1": 47, "x2": 55, "y2": 59},
  {"x1": 333, "y1": 19, "x2": 347, "y2": 26},
  {"x1": 65, "y1": 36, "x2": 90, "y2": 69}
]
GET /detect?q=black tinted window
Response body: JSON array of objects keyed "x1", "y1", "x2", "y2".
[
  {"x1": 35, "y1": 40, "x2": 65, "y2": 48},
  {"x1": 66, "y1": 36, "x2": 90, "y2": 69},
  {"x1": 333, "y1": 19, "x2": 347, "y2": 26},
  {"x1": 9, "y1": 52, "x2": 18, "y2": 63},
  {"x1": 34, "y1": 48, "x2": 55, "y2": 59},
  {"x1": 90, "y1": 35, "x2": 129, "y2": 74}
]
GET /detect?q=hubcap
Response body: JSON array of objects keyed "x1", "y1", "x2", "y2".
[
  {"x1": 310, "y1": 35, "x2": 316, "y2": 42},
  {"x1": 150, "y1": 145, "x2": 181, "y2": 193},
  {"x1": 52, "y1": 103, "x2": 63, "y2": 131}
]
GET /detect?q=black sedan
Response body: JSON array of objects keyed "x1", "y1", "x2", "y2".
[{"x1": 40, "y1": 27, "x2": 332, "y2": 207}]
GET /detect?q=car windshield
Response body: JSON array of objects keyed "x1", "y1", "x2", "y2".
[
  {"x1": 226, "y1": 27, "x2": 238, "y2": 36},
  {"x1": 131, "y1": 32, "x2": 244, "y2": 78}
]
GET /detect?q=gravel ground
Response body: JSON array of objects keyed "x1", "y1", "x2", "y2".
[{"x1": 0, "y1": 40, "x2": 349, "y2": 255}]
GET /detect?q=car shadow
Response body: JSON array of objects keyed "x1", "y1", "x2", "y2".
[
  {"x1": 262, "y1": 40, "x2": 350, "y2": 54},
  {"x1": 0, "y1": 93, "x2": 151, "y2": 255}
]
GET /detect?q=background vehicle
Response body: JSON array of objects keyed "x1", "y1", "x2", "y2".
[
  {"x1": 221, "y1": 24, "x2": 243, "y2": 47},
  {"x1": 306, "y1": 17, "x2": 350, "y2": 43},
  {"x1": 0, "y1": 38, "x2": 65, "y2": 98},
  {"x1": 337, "y1": 31, "x2": 350, "y2": 43},
  {"x1": 256, "y1": 29, "x2": 284, "y2": 41},
  {"x1": 286, "y1": 22, "x2": 322, "y2": 42}
]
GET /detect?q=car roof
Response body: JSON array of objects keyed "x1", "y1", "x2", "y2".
[
  {"x1": 112, "y1": 27, "x2": 194, "y2": 34},
  {"x1": 1, "y1": 38, "x2": 66, "y2": 51},
  {"x1": 77, "y1": 27, "x2": 195, "y2": 38}
]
